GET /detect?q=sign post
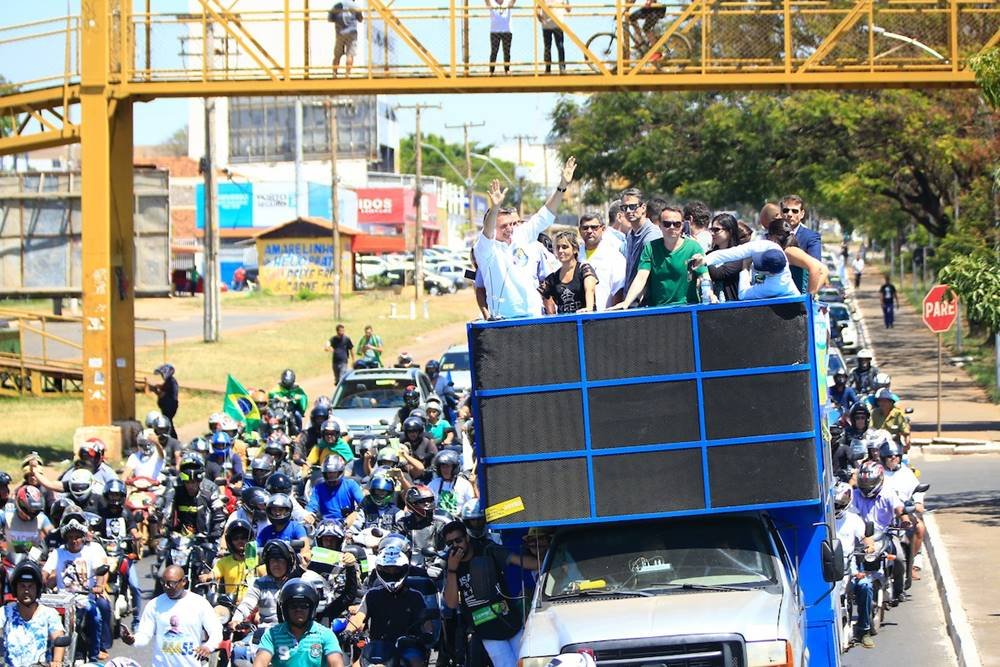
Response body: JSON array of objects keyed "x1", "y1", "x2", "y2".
[{"x1": 922, "y1": 284, "x2": 958, "y2": 438}]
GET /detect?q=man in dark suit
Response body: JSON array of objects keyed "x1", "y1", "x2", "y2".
[{"x1": 781, "y1": 194, "x2": 822, "y2": 293}]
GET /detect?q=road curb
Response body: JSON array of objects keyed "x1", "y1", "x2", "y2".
[
  {"x1": 911, "y1": 442, "x2": 1000, "y2": 456},
  {"x1": 923, "y1": 513, "x2": 983, "y2": 667}
]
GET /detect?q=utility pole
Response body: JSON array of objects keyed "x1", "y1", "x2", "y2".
[
  {"x1": 201, "y1": 25, "x2": 220, "y2": 343},
  {"x1": 396, "y1": 103, "x2": 440, "y2": 304},
  {"x1": 505, "y1": 134, "x2": 535, "y2": 216},
  {"x1": 325, "y1": 97, "x2": 354, "y2": 320},
  {"x1": 446, "y1": 120, "x2": 485, "y2": 235}
]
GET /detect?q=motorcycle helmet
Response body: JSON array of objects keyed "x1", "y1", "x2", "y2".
[
  {"x1": 145, "y1": 410, "x2": 163, "y2": 429},
  {"x1": 220, "y1": 415, "x2": 240, "y2": 436},
  {"x1": 832, "y1": 371, "x2": 848, "y2": 385},
  {"x1": 460, "y1": 499, "x2": 487, "y2": 539},
  {"x1": 833, "y1": 482, "x2": 853, "y2": 519},
  {"x1": 404, "y1": 484, "x2": 435, "y2": 519},
  {"x1": 280, "y1": 369, "x2": 297, "y2": 390},
  {"x1": 321, "y1": 455, "x2": 346, "y2": 484},
  {"x1": 425, "y1": 359, "x2": 440, "y2": 377},
  {"x1": 266, "y1": 472, "x2": 293, "y2": 496},
  {"x1": 313, "y1": 519, "x2": 347, "y2": 551},
  {"x1": 266, "y1": 493, "x2": 294, "y2": 531},
  {"x1": 153, "y1": 414, "x2": 172, "y2": 438},
  {"x1": 857, "y1": 461, "x2": 885, "y2": 499},
  {"x1": 856, "y1": 348, "x2": 874, "y2": 369},
  {"x1": 103, "y1": 479, "x2": 128, "y2": 510},
  {"x1": 15, "y1": 485, "x2": 44, "y2": 520},
  {"x1": 433, "y1": 449, "x2": 461, "y2": 477},
  {"x1": 849, "y1": 402, "x2": 870, "y2": 428},
  {"x1": 320, "y1": 419, "x2": 343, "y2": 442},
  {"x1": 208, "y1": 412, "x2": 224, "y2": 433},
  {"x1": 224, "y1": 519, "x2": 254, "y2": 556},
  {"x1": 188, "y1": 436, "x2": 210, "y2": 459},
  {"x1": 407, "y1": 408, "x2": 427, "y2": 425},
  {"x1": 873, "y1": 372, "x2": 892, "y2": 390},
  {"x1": 368, "y1": 475, "x2": 395, "y2": 507},
  {"x1": 84, "y1": 512, "x2": 103, "y2": 535},
  {"x1": 874, "y1": 388, "x2": 897, "y2": 406},
  {"x1": 277, "y1": 577, "x2": 320, "y2": 623},
  {"x1": 311, "y1": 404, "x2": 331, "y2": 428},
  {"x1": 264, "y1": 438, "x2": 287, "y2": 461},
  {"x1": 0, "y1": 471, "x2": 12, "y2": 489},
  {"x1": 137, "y1": 429, "x2": 157, "y2": 455},
  {"x1": 402, "y1": 385, "x2": 420, "y2": 410},
  {"x1": 241, "y1": 487, "x2": 271, "y2": 522},
  {"x1": 60, "y1": 510, "x2": 90, "y2": 537},
  {"x1": 179, "y1": 452, "x2": 206, "y2": 484},
  {"x1": 375, "y1": 547, "x2": 410, "y2": 594},
  {"x1": 250, "y1": 456, "x2": 275, "y2": 487},
  {"x1": 402, "y1": 416, "x2": 425, "y2": 440},
  {"x1": 10, "y1": 559, "x2": 44, "y2": 596},
  {"x1": 315, "y1": 395, "x2": 332, "y2": 409},
  {"x1": 78, "y1": 438, "x2": 106, "y2": 469},
  {"x1": 878, "y1": 435, "x2": 903, "y2": 469},
  {"x1": 375, "y1": 448, "x2": 400, "y2": 469},
  {"x1": 66, "y1": 468, "x2": 95, "y2": 505},
  {"x1": 48, "y1": 497, "x2": 80, "y2": 529},
  {"x1": 210, "y1": 431, "x2": 232, "y2": 455},
  {"x1": 261, "y1": 539, "x2": 297, "y2": 576},
  {"x1": 376, "y1": 532, "x2": 412, "y2": 559}
]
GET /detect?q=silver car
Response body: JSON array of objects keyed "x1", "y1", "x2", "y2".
[
  {"x1": 439, "y1": 344, "x2": 471, "y2": 394},
  {"x1": 330, "y1": 367, "x2": 433, "y2": 436}
]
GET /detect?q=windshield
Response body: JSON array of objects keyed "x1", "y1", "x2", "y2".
[
  {"x1": 332, "y1": 378, "x2": 412, "y2": 409},
  {"x1": 542, "y1": 517, "x2": 778, "y2": 599},
  {"x1": 440, "y1": 351, "x2": 470, "y2": 372},
  {"x1": 828, "y1": 306, "x2": 850, "y2": 323},
  {"x1": 828, "y1": 353, "x2": 846, "y2": 376}
]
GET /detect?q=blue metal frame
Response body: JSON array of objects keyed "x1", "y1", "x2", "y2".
[{"x1": 468, "y1": 295, "x2": 827, "y2": 529}]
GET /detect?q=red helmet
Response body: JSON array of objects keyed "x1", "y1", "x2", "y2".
[
  {"x1": 79, "y1": 438, "x2": 106, "y2": 463},
  {"x1": 15, "y1": 485, "x2": 45, "y2": 518}
]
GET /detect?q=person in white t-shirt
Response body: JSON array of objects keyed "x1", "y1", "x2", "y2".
[
  {"x1": 474, "y1": 157, "x2": 576, "y2": 320},
  {"x1": 124, "y1": 429, "x2": 165, "y2": 482},
  {"x1": 0, "y1": 560, "x2": 66, "y2": 667},
  {"x1": 578, "y1": 213, "x2": 626, "y2": 308},
  {"x1": 121, "y1": 564, "x2": 222, "y2": 667},
  {"x1": 427, "y1": 449, "x2": 475, "y2": 516}
]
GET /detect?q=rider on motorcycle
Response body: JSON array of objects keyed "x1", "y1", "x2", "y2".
[
  {"x1": 123, "y1": 429, "x2": 166, "y2": 482},
  {"x1": 852, "y1": 461, "x2": 910, "y2": 536},
  {"x1": 346, "y1": 548, "x2": 435, "y2": 667},
  {"x1": 42, "y1": 511, "x2": 111, "y2": 662},
  {"x1": 256, "y1": 494, "x2": 311, "y2": 561},
  {"x1": 308, "y1": 519, "x2": 361, "y2": 624},
  {"x1": 0, "y1": 560, "x2": 67, "y2": 667},
  {"x1": 199, "y1": 519, "x2": 255, "y2": 604},
  {"x1": 153, "y1": 415, "x2": 184, "y2": 470},
  {"x1": 227, "y1": 486, "x2": 271, "y2": 540},
  {"x1": 3, "y1": 486, "x2": 52, "y2": 554},
  {"x1": 63, "y1": 468, "x2": 103, "y2": 514},
  {"x1": 247, "y1": 456, "x2": 275, "y2": 490},
  {"x1": 265, "y1": 472, "x2": 310, "y2": 523},
  {"x1": 871, "y1": 388, "x2": 911, "y2": 451},
  {"x1": 879, "y1": 437, "x2": 926, "y2": 581},
  {"x1": 207, "y1": 432, "x2": 245, "y2": 488},
  {"x1": 263, "y1": 436, "x2": 300, "y2": 480},
  {"x1": 231, "y1": 540, "x2": 323, "y2": 630},
  {"x1": 393, "y1": 386, "x2": 424, "y2": 429},
  {"x1": 269, "y1": 369, "x2": 309, "y2": 430},
  {"x1": 32, "y1": 438, "x2": 117, "y2": 496},
  {"x1": 254, "y1": 578, "x2": 345, "y2": 667},
  {"x1": 426, "y1": 359, "x2": 459, "y2": 422},
  {"x1": 306, "y1": 457, "x2": 363, "y2": 524},
  {"x1": 829, "y1": 371, "x2": 859, "y2": 414},
  {"x1": 96, "y1": 479, "x2": 143, "y2": 632},
  {"x1": 399, "y1": 417, "x2": 438, "y2": 482},
  {"x1": 305, "y1": 419, "x2": 355, "y2": 469},
  {"x1": 170, "y1": 456, "x2": 226, "y2": 542},
  {"x1": 424, "y1": 396, "x2": 455, "y2": 447},
  {"x1": 850, "y1": 349, "x2": 879, "y2": 395},
  {"x1": 833, "y1": 482, "x2": 877, "y2": 649},
  {"x1": 427, "y1": 450, "x2": 474, "y2": 516},
  {"x1": 360, "y1": 475, "x2": 401, "y2": 530}
]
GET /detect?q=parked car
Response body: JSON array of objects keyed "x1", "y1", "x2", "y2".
[
  {"x1": 438, "y1": 343, "x2": 471, "y2": 393},
  {"x1": 375, "y1": 268, "x2": 457, "y2": 295},
  {"x1": 330, "y1": 367, "x2": 434, "y2": 436},
  {"x1": 827, "y1": 347, "x2": 847, "y2": 388},
  {"x1": 827, "y1": 302, "x2": 859, "y2": 352}
]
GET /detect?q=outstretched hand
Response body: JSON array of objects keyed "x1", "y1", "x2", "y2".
[
  {"x1": 560, "y1": 156, "x2": 577, "y2": 186},
  {"x1": 487, "y1": 179, "x2": 508, "y2": 207}
]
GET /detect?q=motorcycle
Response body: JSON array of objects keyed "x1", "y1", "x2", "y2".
[
  {"x1": 155, "y1": 532, "x2": 216, "y2": 596},
  {"x1": 126, "y1": 475, "x2": 165, "y2": 556},
  {"x1": 898, "y1": 483, "x2": 930, "y2": 591},
  {"x1": 268, "y1": 397, "x2": 302, "y2": 437},
  {"x1": 98, "y1": 535, "x2": 137, "y2": 639}
]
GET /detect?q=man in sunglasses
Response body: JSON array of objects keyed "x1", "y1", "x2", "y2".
[
  {"x1": 578, "y1": 213, "x2": 626, "y2": 308},
  {"x1": 611, "y1": 204, "x2": 708, "y2": 309},
  {"x1": 779, "y1": 194, "x2": 821, "y2": 291},
  {"x1": 121, "y1": 564, "x2": 223, "y2": 666},
  {"x1": 620, "y1": 188, "x2": 662, "y2": 295}
]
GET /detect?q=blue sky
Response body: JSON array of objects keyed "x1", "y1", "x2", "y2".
[{"x1": 5, "y1": 2, "x2": 572, "y2": 148}]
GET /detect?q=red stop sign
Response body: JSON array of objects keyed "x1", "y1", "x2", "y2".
[{"x1": 922, "y1": 284, "x2": 958, "y2": 333}]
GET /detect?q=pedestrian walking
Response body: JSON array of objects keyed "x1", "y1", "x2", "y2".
[
  {"x1": 121, "y1": 564, "x2": 222, "y2": 667},
  {"x1": 852, "y1": 254, "x2": 865, "y2": 289},
  {"x1": 357, "y1": 324, "x2": 383, "y2": 367},
  {"x1": 879, "y1": 274, "x2": 899, "y2": 328},
  {"x1": 537, "y1": 0, "x2": 569, "y2": 74},
  {"x1": 488, "y1": 0, "x2": 516, "y2": 75},
  {"x1": 324, "y1": 324, "x2": 354, "y2": 384},
  {"x1": 329, "y1": 0, "x2": 364, "y2": 77}
]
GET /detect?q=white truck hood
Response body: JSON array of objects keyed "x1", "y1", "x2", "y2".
[{"x1": 522, "y1": 589, "x2": 783, "y2": 656}]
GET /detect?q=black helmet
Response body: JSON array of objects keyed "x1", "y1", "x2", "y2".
[
  {"x1": 407, "y1": 408, "x2": 427, "y2": 425},
  {"x1": 310, "y1": 404, "x2": 330, "y2": 426},
  {"x1": 241, "y1": 487, "x2": 271, "y2": 521},
  {"x1": 833, "y1": 371, "x2": 848, "y2": 384},
  {"x1": 320, "y1": 419, "x2": 343, "y2": 437},
  {"x1": 179, "y1": 453, "x2": 205, "y2": 483},
  {"x1": 262, "y1": 539, "x2": 297, "y2": 576},
  {"x1": 266, "y1": 472, "x2": 293, "y2": 496},
  {"x1": 264, "y1": 439, "x2": 287, "y2": 460},
  {"x1": 280, "y1": 369, "x2": 296, "y2": 389},
  {"x1": 224, "y1": 519, "x2": 253, "y2": 555},
  {"x1": 103, "y1": 479, "x2": 128, "y2": 509},
  {"x1": 313, "y1": 519, "x2": 347, "y2": 550},
  {"x1": 153, "y1": 415, "x2": 172, "y2": 438},
  {"x1": 10, "y1": 560, "x2": 44, "y2": 597},
  {"x1": 434, "y1": 449, "x2": 461, "y2": 474},
  {"x1": 0, "y1": 471, "x2": 10, "y2": 487},
  {"x1": 425, "y1": 359, "x2": 440, "y2": 376},
  {"x1": 402, "y1": 416, "x2": 424, "y2": 438},
  {"x1": 277, "y1": 577, "x2": 320, "y2": 624},
  {"x1": 404, "y1": 484, "x2": 435, "y2": 519},
  {"x1": 250, "y1": 456, "x2": 275, "y2": 486},
  {"x1": 49, "y1": 497, "x2": 80, "y2": 528},
  {"x1": 403, "y1": 386, "x2": 420, "y2": 409},
  {"x1": 849, "y1": 402, "x2": 870, "y2": 423},
  {"x1": 267, "y1": 492, "x2": 294, "y2": 530},
  {"x1": 60, "y1": 510, "x2": 90, "y2": 537}
]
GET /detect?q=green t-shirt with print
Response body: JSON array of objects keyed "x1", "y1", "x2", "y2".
[
  {"x1": 638, "y1": 237, "x2": 707, "y2": 306},
  {"x1": 258, "y1": 621, "x2": 341, "y2": 666}
]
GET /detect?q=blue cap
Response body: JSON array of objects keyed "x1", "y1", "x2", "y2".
[{"x1": 754, "y1": 249, "x2": 787, "y2": 275}]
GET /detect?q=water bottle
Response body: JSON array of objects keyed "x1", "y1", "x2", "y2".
[{"x1": 699, "y1": 276, "x2": 713, "y2": 304}]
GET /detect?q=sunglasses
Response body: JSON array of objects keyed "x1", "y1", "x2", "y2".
[
  {"x1": 660, "y1": 220, "x2": 684, "y2": 229},
  {"x1": 781, "y1": 207, "x2": 801, "y2": 214},
  {"x1": 621, "y1": 203, "x2": 642, "y2": 212},
  {"x1": 162, "y1": 578, "x2": 186, "y2": 588},
  {"x1": 709, "y1": 226, "x2": 724, "y2": 233}
]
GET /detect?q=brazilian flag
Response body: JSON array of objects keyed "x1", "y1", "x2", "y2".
[{"x1": 224, "y1": 374, "x2": 261, "y2": 430}]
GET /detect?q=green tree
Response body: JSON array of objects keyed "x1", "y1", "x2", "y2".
[{"x1": 399, "y1": 134, "x2": 517, "y2": 194}]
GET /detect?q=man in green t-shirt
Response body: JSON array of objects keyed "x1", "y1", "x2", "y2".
[
  {"x1": 254, "y1": 578, "x2": 344, "y2": 667},
  {"x1": 357, "y1": 324, "x2": 384, "y2": 367},
  {"x1": 612, "y1": 204, "x2": 707, "y2": 309}
]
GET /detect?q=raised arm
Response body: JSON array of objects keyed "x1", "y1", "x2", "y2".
[
  {"x1": 785, "y1": 247, "x2": 829, "y2": 295},
  {"x1": 480, "y1": 179, "x2": 509, "y2": 241},
  {"x1": 542, "y1": 156, "x2": 577, "y2": 218}
]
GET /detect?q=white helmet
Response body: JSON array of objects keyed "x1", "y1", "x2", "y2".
[
  {"x1": 375, "y1": 546, "x2": 410, "y2": 593},
  {"x1": 66, "y1": 468, "x2": 95, "y2": 504},
  {"x1": 873, "y1": 372, "x2": 891, "y2": 389},
  {"x1": 856, "y1": 348, "x2": 874, "y2": 360},
  {"x1": 833, "y1": 481, "x2": 853, "y2": 519},
  {"x1": 144, "y1": 410, "x2": 162, "y2": 429}
]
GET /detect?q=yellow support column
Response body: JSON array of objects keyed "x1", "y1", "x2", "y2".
[{"x1": 80, "y1": 0, "x2": 136, "y2": 426}]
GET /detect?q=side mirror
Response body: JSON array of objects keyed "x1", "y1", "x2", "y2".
[
  {"x1": 379, "y1": 419, "x2": 390, "y2": 426},
  {"x1": 820, "y1": 538, "x2": 845, "y2": 583},
  {"x1": 904, "y1": 408, "x2": 914, "y2": 415},
  {"x1": 864, "y1": 521, "x2": 875, "y2": 538},
  {"x1": 915, "y1": 483, "x2": 930, "y2": 494},
  {"x1": 53, "y1": 635, "x2": 72, "y2": 648}
]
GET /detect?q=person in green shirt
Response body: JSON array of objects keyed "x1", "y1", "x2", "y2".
[
  {"x1": 611, "y1": 204, "x2": 708, "y2": 309},
  {"x1": 357, "y1": 325, "x2": 384, "y2": 368},
  {"x1": 424, "y1": 397, "x2": 455, "y2": 446},
  {"x1": 269, "y1": 368, "x2": 309, "y2": 415},
  {"x1": 254, "y1": 578, "x2": 344, "y2": 667}
]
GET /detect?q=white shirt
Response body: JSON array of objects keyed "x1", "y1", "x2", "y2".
[
  {"x1": 852, "y1": 257, "x2": 865, "y2": 274},
  {"x1": 127, "y1": 451, "x2": 164, "y2": 480},
  {"x1": 835, "y1": 509, "x2": 866, "y2": 581},
  {"x1": 474, "y1": 207, "x2": 556, "y2": 319},
  {"x1": 581, "y1": 236, "x2": 626, "y2": 309},
  {"x1": 539, "y1": 0, "x2": 568, "y2": 29},
  {"x1": 489, "y1": 0, "x2": 513, "y2": 32},
  {"x1": 884, "y1": 465, "x2": 922, "y2": 505},
  {"x1": 427, "y1": 476, "x2": 475, "y2": 513},
  {"x1": 693, "y1": 230, "x2": 713, "y2": 253},
  {"x1": 43, "y1": 542, "x2": 107, "y2": 592},
  {"x1": 132, "y1": 591, "x2": 223, "y2": 667},
  {"x1": 707, "y1": 239, "x2": 800, "y2": 301}
]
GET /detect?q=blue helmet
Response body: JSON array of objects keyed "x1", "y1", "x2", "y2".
[
  {"x1": 210, "y1": 431, "x2": 232, "y2": 454},
  {"x1": 368, "y1": 475, "x2": 395, "y2": 506}
]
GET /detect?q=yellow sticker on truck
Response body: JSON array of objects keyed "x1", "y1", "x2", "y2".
[{"x1": 485, "y1": 496, "x2": 525, "y2": 522}]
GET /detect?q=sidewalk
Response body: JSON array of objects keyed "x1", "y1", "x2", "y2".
[{"x1": 852, "y1": 272, "x2": 1000, "y2": 442}]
